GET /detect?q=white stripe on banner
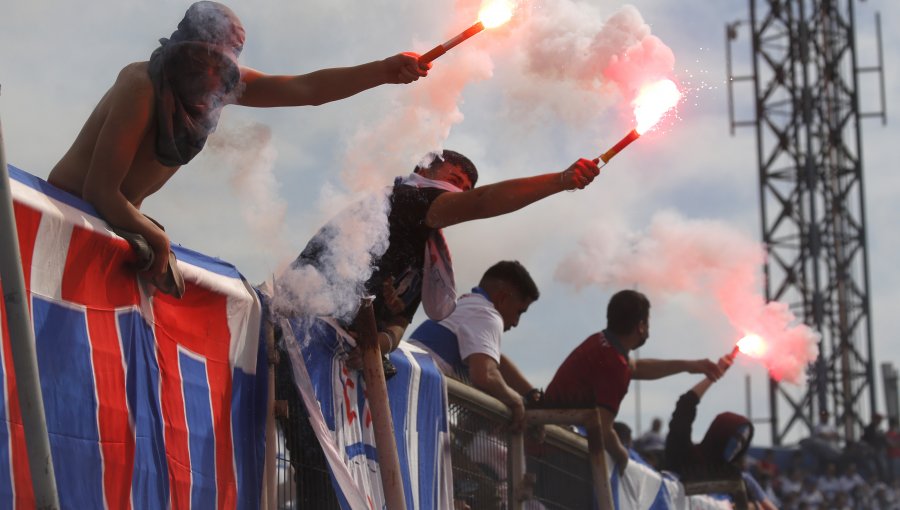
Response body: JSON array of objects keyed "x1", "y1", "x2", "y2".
[
  {"x1": 399, "y1": 347, "x2": 421, "y2": 510},
  {"x1": 280, "y1": 320, "x2": 372, "y2": 510},
  {"x1": 30, "y1": 213, "x2": 73, "y2": 301}
]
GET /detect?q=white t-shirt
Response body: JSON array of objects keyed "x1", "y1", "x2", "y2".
[{"x1": 409, "y1": 291, "x2": 503, "y2": 376}]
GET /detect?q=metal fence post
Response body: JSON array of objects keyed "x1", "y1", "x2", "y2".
[
  {"x1": 354, "y1": 297, "x2": 407, "y2": 510},
  {"x1": 0, "y1": 87, "x2": 61, "y2": 509}
]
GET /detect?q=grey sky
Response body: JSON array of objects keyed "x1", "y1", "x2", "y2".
[{"x1": 1, "y1": 0, "x2": 897, "y2": 446}]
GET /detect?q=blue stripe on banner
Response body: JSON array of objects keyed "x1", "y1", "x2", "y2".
[
  {"x1": 119, "y1": 310, "x2": 170, "y2": 509},
  {"x1": 648, "y1": 480, "x2": 670, "y2": 510},
  {"x1": 344, "y1": 442, "x2": 378, "y2": 461},
  {"x1": 8, "y1": 165, "x2": 100, "y2": 217},
  {"x1": 387, "y1": 351, "x2": 415, "y2": 507},
  {"x1": 8, "y1": 165, "x2": 243, "y2": 279},
  {"x1": 296, "y1": 318, "x2": 338, "y2": 429},
  {"x1": 411, "y1": 351, "x2": 447, "y2": 509},
  {"x1": 231, "y1": 313, "x2": 268, "y2": 510},
  {"x1": 179, "y1": 351, "x2": 217, "y2": 510},
  {"x1": 32, "y1": 298, "x2": 105, "y2": 509},
  {"x1": 0, "y1": 311, "x2": 13, "y2": 508}
]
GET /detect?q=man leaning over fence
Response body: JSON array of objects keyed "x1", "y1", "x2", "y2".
[
  {"x1": 539, "y1": 289, "x2": 724, "y2": 474},
  {"x1": 409, "y1": 260, "x2": 544, "y2": 432}
]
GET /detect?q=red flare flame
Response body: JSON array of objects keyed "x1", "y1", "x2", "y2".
[
  {"x1": 478, "y1": 0, "x2": 515, "y2": 28},
  {"x1": 633, "y1": 79, "x2": 682, "y2": 134},
  {"x1": 736, "y1": 334, "x2": 768, "y2": 358}
]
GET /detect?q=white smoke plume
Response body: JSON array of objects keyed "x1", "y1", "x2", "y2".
[
  {"x1": 555, "y1": 210, "x2": 819, "y2": 384},
  {"x1": 272, "y1": 189, "x2": 392, "y2": 321},
  {"x1": 275, "y1": 1, "x2": 682, "y2": 321},
  {"x1": 204, "y1": 119, "x2": 289, "y2": 260}
]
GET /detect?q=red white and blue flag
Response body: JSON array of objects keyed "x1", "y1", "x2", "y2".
[{"x1": 0, "y1": 166, "x2": 268, "y2": 509}]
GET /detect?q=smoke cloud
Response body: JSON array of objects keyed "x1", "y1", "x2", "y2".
[
  {"x1": 555, "y1": 210, "x2": 819, "y2": 384},
  {"x1": 274, "y1": 1, "x2": 683, "y2": 321},
  {"x1": 272, "y1": 189, "x2": 392, "y2": 321},
  {"x1": 204, "y1": 119, "x2": 290, "y2": 260}
]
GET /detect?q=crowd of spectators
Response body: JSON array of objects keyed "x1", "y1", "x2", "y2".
[{"x1": 623, "y1": 412, "x2": 900, "y2": 510}]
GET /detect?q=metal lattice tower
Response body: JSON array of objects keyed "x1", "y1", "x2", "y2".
[{"x1": 727, "y1": 0, "x2": 886, "y2": 445}]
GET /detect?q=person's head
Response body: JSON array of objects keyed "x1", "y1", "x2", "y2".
[
  {"x1": 825, "y1": 462, "x2": 837, "y2": 477},
  {"x1": 613, "y1": 421, "x2": 633, "y2": 448},
  {"x1": 651, "y1": 417, "x2": 663, "y2": 432},
  {"x1": 700, "y1": 411, "x2": 753, "y2": 466},
  {"x1": 414, "y1": 150, "x2": 478, "y2": 191},
  {"x1": 479, "y1": 261, "x2": 539, "y2": 331},
  {"x1": 606, "y1": 290, "x2": 651, "y2": 347},
  {"x1": 819, "y1": 409, "x2": 830, "y2": 423}
]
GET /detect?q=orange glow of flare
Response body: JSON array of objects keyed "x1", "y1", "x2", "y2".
[
  {"x1": 633, "y1": 79, "x2": 682, "y2": 134},
  {"x1": 478, "y1": 0, "x2": 515, "y2": 29},
  {"x1": 736, "y1": 334, "x2": 768, "y2": 358}
]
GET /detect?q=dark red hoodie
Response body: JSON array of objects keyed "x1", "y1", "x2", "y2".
[{"x1": 663, "y1": 390, "x2": 754, "y2": 482}]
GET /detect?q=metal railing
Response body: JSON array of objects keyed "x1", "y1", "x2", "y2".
[{"x1": 270, "y1": 374, "x2": 600, "y2": 509}]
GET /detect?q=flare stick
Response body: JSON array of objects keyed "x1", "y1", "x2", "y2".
[
  {"x1": 420, "y1": 21, "x2": 485, "y2": 64},
  {"x1": 598, "y1": 129, "x2": 640, "y2": 163}
]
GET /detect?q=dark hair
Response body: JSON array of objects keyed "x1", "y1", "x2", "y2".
[
  {"x1": 606, "y1": 290, "x2": 650, "y2": 335},
  {"x1": 479, "y1": 261, "x2": 539, "y2": 302},
  {"x1": 415, "y1": 150, "x2": 478, "y2": 187}
]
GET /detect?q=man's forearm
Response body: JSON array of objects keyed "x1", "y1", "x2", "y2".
[
  {"x1": 632, "y1": 359, "x2": 693, "y2": 380},
  {"x1": 294, "y1": 61, "x2": 389, "y2": 105},
  {"x1": 498, "y1": 354, "x2": 533, "y2": 395}
]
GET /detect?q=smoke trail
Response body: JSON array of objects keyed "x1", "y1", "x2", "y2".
[
  {"x1": 555, "y1": 210, "x2": 819, "y2": 384},
  {"x1": 504, "y1": 3, "x2": 677, "y2": 123},
  {"x1": 272, "y1": 188, "x2": 392, "y2": 321},
  {"x1": 204, "y1": 119, "x2": 290, "y2": 260}
]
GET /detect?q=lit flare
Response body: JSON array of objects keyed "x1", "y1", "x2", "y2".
[
  {"x1": 633, "y1": 79, "x2": 682, "y2": 134},
  {"x1": 419, "y1": 0, "x2": 516, "y2": 64},
  {"x1": 597, "y1": 79, "x2": 682, "y2": 164},
  {"x1": 736, "y1": 334, "x2": 768, "y2": 358},
  {"x1": 478, "y1": 0, "x2": 515, "y2": 28}
]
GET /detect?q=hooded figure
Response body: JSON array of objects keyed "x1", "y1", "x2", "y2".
[
  {"x1": 148, "y1": 1, "x2": 245, "y2": 166},
  {"x1": 664, "y1": 389, "x2": 754, "y2": 482}
]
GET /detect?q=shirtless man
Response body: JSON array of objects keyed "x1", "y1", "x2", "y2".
[{"x1": 48, "y1": 1, "x2": 429, "y2": 282}]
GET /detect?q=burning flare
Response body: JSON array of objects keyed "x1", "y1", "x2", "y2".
[
  {"x1": 633, "y1": 79, "x2": 681, "y2": 134},
  {"x1": 736, "y1": 334, "x2": 768, "y2": 358},
  {"x1": 478, "y1": 0, "x2": 515, "y2": 29}
]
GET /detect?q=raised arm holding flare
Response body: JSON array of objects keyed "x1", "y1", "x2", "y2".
[{"x1": 47, "y1": 1, "x2": 429, "y2": 291}]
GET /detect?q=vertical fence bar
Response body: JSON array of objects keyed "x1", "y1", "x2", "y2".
[
  {"x1": 354, "y1": 297, "x2": 406, "y2": 509},
  {"x1": 0, "y1": 88, "x2": 61, "y2": 509}
]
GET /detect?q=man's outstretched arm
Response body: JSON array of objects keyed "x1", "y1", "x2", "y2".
[
  {"x1": 632, "y1": 358, "x2": 722, "y2": 381},
  {"x1": 425, "y1": 158, "x2": 600, "y2": 229},
  {"x1": 238, "y1": 53, "x2": 429, "y2": 107}
]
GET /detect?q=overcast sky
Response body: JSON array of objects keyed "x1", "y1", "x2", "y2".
[{"x1": 2, "y1": 0, "x2": 897, "y2": 447}]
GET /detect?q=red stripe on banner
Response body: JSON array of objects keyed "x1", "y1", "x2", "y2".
[
  {"x1": 1, "y1": 203, "x2": 43, "y2": 509},
  {"x1": 153, "y1": 285, "x2": 236, "y2": 510},
  {"x1": 62, "y1": 226, "x2": 141, "y2": 510}
]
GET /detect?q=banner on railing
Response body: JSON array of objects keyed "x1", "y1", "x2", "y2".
[
  {"x1": 281, "y1": 317, "x2": 453, "y2": 510},
  {"x1": 0, "y1": 166, "x2": 268, "y2": 509}
]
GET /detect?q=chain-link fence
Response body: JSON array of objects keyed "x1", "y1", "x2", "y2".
[{"x1": 272, "y1": 378, "x2": 596, "y2": 509}]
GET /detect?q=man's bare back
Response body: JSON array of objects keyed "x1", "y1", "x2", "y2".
[{"x1": 49, "y1": 62, "x2": 177, "y2": 209}]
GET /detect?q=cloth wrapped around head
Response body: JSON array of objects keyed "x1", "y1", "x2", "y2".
[{"x1": 148, "y1": 1, "x2": 245, "y2": 166}]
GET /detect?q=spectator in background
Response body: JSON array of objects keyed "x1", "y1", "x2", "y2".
[
  {"x1": 818, "y1": 462, "x2": 841, "y2": 502},
  {"x1": 805, "y1": 409, "x2": 842, "y2": 464},
  {"x1": 798, "y1": 475, "x2": 825, "y2": 509},
  {"x1": 635, "y1": 417, "x2": 666, "y2": 468},
  {"x1": 886, "y1": 417, "x2": 900, "y2": 480},
  {"x1": 754, "y1": 448, "x2": 780, "y2": 481},
  {"x1": 779, "y1": 466, "x2": 805, "y2": 499},
  {"x1": 838, "y1": 462, "x2": 865, "y2": 496}
]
